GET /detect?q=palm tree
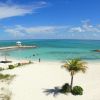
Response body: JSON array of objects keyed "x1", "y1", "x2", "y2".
[{"x1": 62, "y1": 58, "x2": 87, "y2": 90}]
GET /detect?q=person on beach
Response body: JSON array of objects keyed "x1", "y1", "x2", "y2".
[{"x1": 39, "y1": 58, "x2": 40, "y2": 62}]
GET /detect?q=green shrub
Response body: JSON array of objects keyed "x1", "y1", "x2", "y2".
[
  {"x1": 0, "y1": 73, "x2": 15, "y2": 82},
  {"x1": 60, "y1": 83, "x2": 71, "y2": 93},
  {"x1": 71, "y1": 86, "x2": 83, "y2": 95},
  {"x1": 29, "y1": 60, "x2": 32, "y2": 64},
  {"x1": 8, "y1": 65, "x2": 15, "y2": 69},
  {"x1": 17, "y1": 63, "x2": 21, "y2": 66},
  {"x1": 0, "y1": 74, "x2": 10, "y2": 79},
  {"x1": 0, "y1": 67, "x2": 4, "y2": 71}
]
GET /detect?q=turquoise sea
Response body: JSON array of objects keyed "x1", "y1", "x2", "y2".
[{"x1": 0, "y1": 39, "x2": 100, "y2": 62}]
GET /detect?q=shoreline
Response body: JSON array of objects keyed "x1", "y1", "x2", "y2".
[{"x1": 0, "y1": 56, "x2": 100, "y2": 65}]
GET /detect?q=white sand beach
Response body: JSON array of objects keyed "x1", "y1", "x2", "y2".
[{"x1": 1, "y1": 60, "x2": 100, "y2": 100}]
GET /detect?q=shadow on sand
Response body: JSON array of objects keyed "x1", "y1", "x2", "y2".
[{"x1": 43, "y1": 87, "x2": 61, "y2": 97}]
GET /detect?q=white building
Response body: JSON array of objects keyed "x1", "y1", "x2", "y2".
[{"x1": 16, "y1": 41, "x2": 22, "y2": 46}]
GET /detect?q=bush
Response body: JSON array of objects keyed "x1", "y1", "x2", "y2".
[
  {"x1": 60, "y1": 83, "x2": 71, "y2": 93},
  {"x1": 71, "y1": 86, "x2": 83, "y2": 95},
  {"x1": 17, "y1": 63, "x2": 21, "y2": 66},
  {"x1": 29, "y1": 60, "x2": 32, "y2": 64},
  {"x1": 0, "y1": 67, "x2": 4, "y2": 71},
  {"x1": 0, "y1": 73, "x2": 15, "y2": 82},
  {"x1": 0, "y1": 74, "x2": 10, "y2": 79},
  {"x1": 8, "y1": 65, "x2": 15, "y2": 69}
]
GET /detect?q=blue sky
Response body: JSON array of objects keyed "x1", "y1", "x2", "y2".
[{"x1": 0, "y1": 0, "x2": 100, "y2": 40}]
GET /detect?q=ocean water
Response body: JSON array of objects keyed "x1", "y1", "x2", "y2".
[{"x1": 0, "y1": 39, "x2": 100, "y2": 62}]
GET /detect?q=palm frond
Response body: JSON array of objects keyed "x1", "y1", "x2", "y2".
[{"x1": 61, "y1": 58, "x2": 87, "y2": 74}]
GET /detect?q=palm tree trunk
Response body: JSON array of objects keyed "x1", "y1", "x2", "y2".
[
  {"x1": 70, "y1": 72, "x2": 74, "y2": 90},
  {"x1": 70, "y1": 75, "x2": 73, "y2": 89}
]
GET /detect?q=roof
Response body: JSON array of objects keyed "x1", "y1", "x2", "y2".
[{"x1": 16, "y1": 41, "x2": 21, "y2": 44}]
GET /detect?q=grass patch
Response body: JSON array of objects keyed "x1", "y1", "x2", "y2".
[
  {"x1": 0, "y1": 94, "x2": 11, "y2": 100},
  {"x1": 0, "y1": 73, "x2": 15, "y2": 80},
  {"x1": 0, "y1": 87, "x2": 12, "y2": 100}
]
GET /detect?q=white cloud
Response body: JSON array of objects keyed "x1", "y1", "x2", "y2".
[
  {"x1": 4, "y1": 20, "x2": 100, "y2": 39},
  {"x1": 0, "y1": 1, "x2": 47, "y2": 19},
  {"x1": 69, "y1": 27, "x2": 84, "y2": 32},
  {"x1": 25, "y1": 26, "x2": 56, "y2": 33},
  {"x1": 5, "y1": 27, "x2": 25, "y2": 37},
  {"x1": 5, "y1": 25, "x2": 68, "y2": 37},
  {"x1": 26, "y1": 26, "x2": 68, "y2": 33},
  {"x1": 69, "y1": 20, "x2": 100, "y2": 33}
]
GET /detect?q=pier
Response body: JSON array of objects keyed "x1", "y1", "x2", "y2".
[
  {"x1": 0, "y1": 41, "x2": 36, "y2": 50},
  {"x1": 0, "y1": 46, "x2": 36, "y2": 50}
]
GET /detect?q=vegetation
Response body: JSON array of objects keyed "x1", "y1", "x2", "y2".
[
  {"x1": 29, "y1": 60, "x2": 32, "y2": 64},
  {"x1": 0, "y1": 73, "x2": 14, "y2": 80},
  {"x1": 8, "y1": 61, "x2": 33, "y2": 70},
  {"x1": 60, "y1": 58, "x2": 87, "y2": 96},
  {"x1": 71, "y1": 86, "x2": 83, "y2": 95},
  {"x1": 8, "y1": 65, "x2": 15, "y2": 69},
  {"x1": 60, "y1": 83, "x2": 71, "y2": 93},
  {"x1": 0, "y1": 87, "x2": 12, "y2": 100},
  {"x1": 62, "y1": 58, "x2": 87, "y2": 90},
  {"x1": 0, "y1": 93, "x2": 11, "y2": 100},
  {"x1": 17, "y1": 63, "x2": 21, "y2": 66},
  {"x1": 0, "y1": 67, "x2": 4, "y2": 71}
]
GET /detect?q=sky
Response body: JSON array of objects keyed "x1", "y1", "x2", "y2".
[{"x1": 0, "y1": 0, "x2": 100, "y2": 40}]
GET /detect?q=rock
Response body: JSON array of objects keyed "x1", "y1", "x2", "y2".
[{"x1": 93, "y1": 50, "x2": 100, "y2": 52}]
